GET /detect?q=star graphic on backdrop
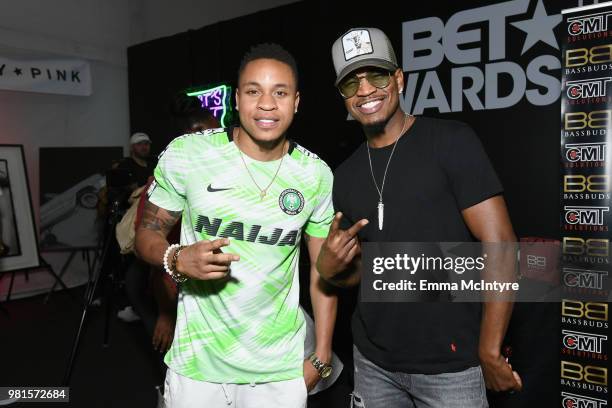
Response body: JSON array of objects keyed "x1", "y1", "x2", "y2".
[
  {"x1": 511, "y1": 0, "x2": 562, "y2": 55},
  {"x1": 13, "y1": 67, "x2": 22, "y2": 76}
]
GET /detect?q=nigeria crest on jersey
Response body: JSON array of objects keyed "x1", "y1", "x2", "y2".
[{"x1": 279, "y1": 188, "x2": 304, "y2": 215}]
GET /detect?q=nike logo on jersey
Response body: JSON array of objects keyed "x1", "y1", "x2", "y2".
[{"x1": 207, "y1": 184, "x2": 233, "y2": 192}]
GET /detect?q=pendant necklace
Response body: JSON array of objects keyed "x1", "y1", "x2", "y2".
[
  {"x1": 237, "y1": 134, "x2": 287, "y2": 201},
  {"x1": 366, "y1": 114, "x2": 411, "y2": 230}
]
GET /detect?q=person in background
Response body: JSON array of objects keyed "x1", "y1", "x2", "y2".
[
  {"x1": 170, "y1": 93, "x2": 222, "y2": 134},
  {"x1": 115, "y1": 133, "x2": 155, "y2": 324},
  {"x1": 144, "y1": 104, "x2": 222, "y2": 354},
  {"x1": 114, "y1": 132, "x2": 155, "y2": 193}
]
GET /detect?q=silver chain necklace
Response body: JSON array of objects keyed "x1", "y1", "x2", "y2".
[
  {"x1": 366, "y1": 114, "x2": 411, "y2": 230},
  {"x1": 237, "y1": 135, "x2": 287, "y2": 201}
]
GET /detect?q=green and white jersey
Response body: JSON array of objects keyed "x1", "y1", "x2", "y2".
[{"x1": 147, "y1": 128, "x2": 334, "y2": 383}]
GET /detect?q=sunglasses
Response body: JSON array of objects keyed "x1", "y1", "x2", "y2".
[{"x1": 337, "y1": 69, "x2": 393, "y2": 99}]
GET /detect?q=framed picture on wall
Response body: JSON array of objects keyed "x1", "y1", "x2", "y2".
[
  {"x1": 0, "y1": 145, "x2": 40, "y2": 273},
  {"x1": 39, "y1": 146, "x2": 123, "y2": 250}
]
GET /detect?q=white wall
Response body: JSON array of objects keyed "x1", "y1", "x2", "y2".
[
  {"x1": 0, "y1": 0, "x2": 298, "y2": 298},
  {"x1": 0, "y1": 0, "x2": 130, "y2": 65},
  {"x1": 0, "y1": 0, "x2": 132, "y2": 297},
  {"x1": 129, "y1": 0, "x2": 299, "y2": 45}
]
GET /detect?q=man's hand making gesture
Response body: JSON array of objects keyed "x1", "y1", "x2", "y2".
[
  {"x1": 175, "y1": 238, "x2": 240, "y2": 280},
  {"x1": 316, "y1": 212, "x2": 368, "y2": 287},
  {"x1": 135, "y1": 201, "x2": 239, "y2": 281}
]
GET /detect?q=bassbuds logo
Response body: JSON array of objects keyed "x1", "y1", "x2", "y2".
[
  {"x1": 566, "y1": 77, "x2": 612, "y2": 99},
  {"x1": 564, "y1": 206, "x2": 609, "y2": 226},
  {"x1": 561, "y1": 300, "x2": 609, "y2": 329},
  {"x1": 562, "y1": 392, "x2": 607, "y2": 408},
  {"x1": 562, "y1": 329, "x2": 607, "y2": 353},
  {"x1": 568, "y1": 11, "x2": 612, "y2": 36},
  {"x1": 561, "y1": 361, "x2": 608, "y2": 392},
  {"x1": 563, "y1": 174, "x2": 611, "y2": 201},
  {"x1": 562, "y1": 237, "x2": 609, "y2": 265},
  {"x1": 565, "y1": 143, "x2": 608, "y2": 162}
]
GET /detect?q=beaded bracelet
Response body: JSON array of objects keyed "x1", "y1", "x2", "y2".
[{"x1": 163, "y1": 244, "x2": 188, "y2": 283}]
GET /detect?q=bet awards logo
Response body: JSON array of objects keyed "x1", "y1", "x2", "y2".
[
  {"x1": 562, "y1": 391, "x2": 607, "y2": 408},
  {"x1": 401, "y1": 0, "x2": 562, "y2": 114},
  {"x1": 566, "y1": 77, "x2": 612, "y2": 99},
  {"x1": 568, "y1": 11, "x2": 612, "y2": 36}
]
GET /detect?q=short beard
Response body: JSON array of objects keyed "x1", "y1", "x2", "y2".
[
  {"x1": 133, "y1": 151, "x2": 150, "y2": 160},
  {"x1": 362, "y1": 117, "x2": 390, "y2": 138}
]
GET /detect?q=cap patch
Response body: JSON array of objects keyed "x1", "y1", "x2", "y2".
[{"x1": 342, "y1": 29, "x2": 373, "y2": 61}]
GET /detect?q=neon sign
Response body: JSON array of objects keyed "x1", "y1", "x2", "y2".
[{"x1": 186, "y1": 84, "x2": 232, "y2": 127}]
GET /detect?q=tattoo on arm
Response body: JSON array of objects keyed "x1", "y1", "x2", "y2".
[{"x1": 140, "y1": 200, "x2": 181, "y2": 236}]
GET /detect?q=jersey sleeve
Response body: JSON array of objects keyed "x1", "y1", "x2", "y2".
[
  {"x1": 147, "y1": 137, "x2": 187, "y2": 212},
  {"x1": 304, "y1": 162, "x2": 335, "y2": 238},
  {"x1": 438, "y1": 122, "x2": 503, "y2": 210}
]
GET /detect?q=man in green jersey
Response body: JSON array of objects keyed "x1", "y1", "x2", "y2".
[{"x1": 135, "y1": 43, "x2": 337, "y2": 407}]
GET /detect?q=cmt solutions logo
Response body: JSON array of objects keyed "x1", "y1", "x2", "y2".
[
  {"x1": 563, "y1": 267, "x2": 609, "y2": 297},
  {"x1": 562, "y1": 391, "x2": 607, "y2": 408},
  {"x1": 561, "y1": 329, "x2": 608, "y2": 361},
  {"x1": 565, "y1": 77, "x2": 612, "y2": 103},
  {"x1": 563, "y1": 206, "x2": 609, "y2": 232},
  {"x1": 567, "y1": 9, "x2": 612, "y2": 40},
  {"x1": 564, "y1": 142, "x2": 608, "y2": 168}
]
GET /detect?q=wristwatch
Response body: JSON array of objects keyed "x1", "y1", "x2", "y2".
[{"x1": 309, "y1": 353, "x2": 333, "y2": 379}]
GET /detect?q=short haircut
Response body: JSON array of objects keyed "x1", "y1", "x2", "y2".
[{"x1": 238, "y1": 43, "x2": 298, "y2": 85}]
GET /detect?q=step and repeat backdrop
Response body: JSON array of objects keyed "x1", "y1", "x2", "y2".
[{"x1": 561, "y1": 3, "x2": 610, "y2": 407}]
